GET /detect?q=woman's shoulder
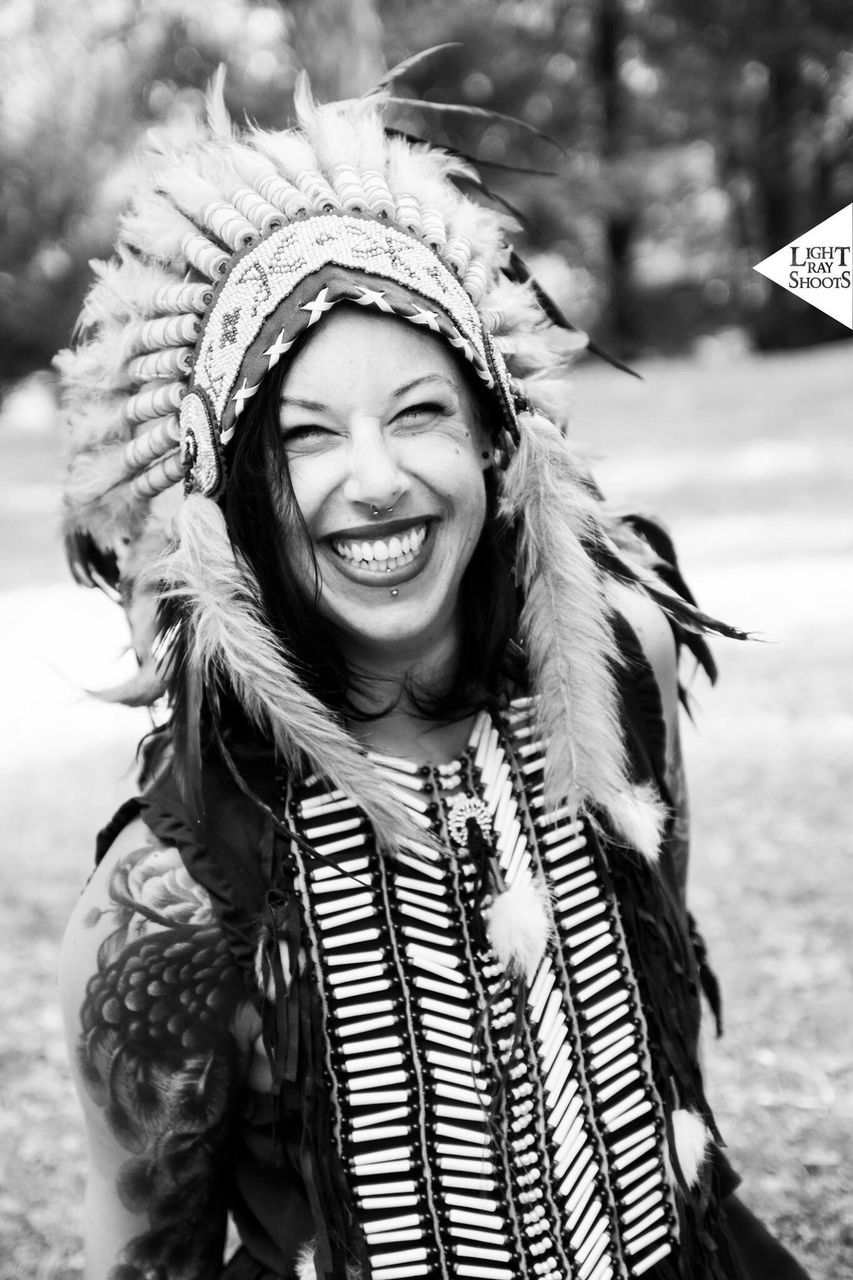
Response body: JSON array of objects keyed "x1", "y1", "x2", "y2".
[
  {"x1": 62, "y1": 816, "x2": 216, "y2": 986},
  {"x1": 60, "y1": 815, "x2": 256, "y2": 1090}
]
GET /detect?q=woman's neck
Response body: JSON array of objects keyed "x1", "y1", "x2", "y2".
[
  {"x1": 347, "y1": 703, "x2": 478, "y2": 767},
  {"x1": 340, "y1": 621, "x2": 475, "y2": 765}
]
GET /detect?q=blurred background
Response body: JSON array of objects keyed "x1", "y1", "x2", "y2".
[{"x1": 1, "y1": 1, "x2": 851, "y2": 1277}]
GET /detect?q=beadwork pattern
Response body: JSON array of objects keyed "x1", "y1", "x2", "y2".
[
  {"x1": 192, "y1": 213, "x2": 506, "y2": 434},
  {"x1": 180, "y1": 391, "x2": 223, "y2": 497},
  {"x1": 288, "y1": 699, "x2": 679, "y2": 1280}
]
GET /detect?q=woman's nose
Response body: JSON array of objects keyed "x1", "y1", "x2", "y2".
[{"x1": 342, "y1": 416, "x2": 408, "y2": 510}]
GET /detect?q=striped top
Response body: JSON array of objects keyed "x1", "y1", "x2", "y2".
[{"x1": 287, "y1": 697, "x2": 679, "y2": 1280}]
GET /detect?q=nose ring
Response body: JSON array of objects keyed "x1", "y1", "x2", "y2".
[{"x1": 370, "y1": 504, "x2": 395, "y2": 517}]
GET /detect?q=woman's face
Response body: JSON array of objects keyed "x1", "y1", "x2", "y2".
[{"x1": 277, "y1": 308, "x2": 491, "y2": 667}]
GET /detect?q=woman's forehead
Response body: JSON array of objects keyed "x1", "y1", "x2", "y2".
[{"x1": 281, "y1": 307, "x2": 466, "y2": 403}]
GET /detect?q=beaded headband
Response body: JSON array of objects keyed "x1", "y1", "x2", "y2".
[{"x1": 182, "y1": 212, "x2": 519, "y2": 497}]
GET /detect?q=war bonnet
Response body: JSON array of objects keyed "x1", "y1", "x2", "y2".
[{"x1": 57, "y1": 66, "x2": 717, "y2": 856}]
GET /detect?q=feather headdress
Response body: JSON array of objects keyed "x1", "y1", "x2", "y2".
[{"x1": 58, "y1": 65, "x2": 733, "y2": 853}]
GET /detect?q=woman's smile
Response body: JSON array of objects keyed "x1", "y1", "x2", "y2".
[{"x1": 326, "y1": 519, "x2": 435, "y2": 582}]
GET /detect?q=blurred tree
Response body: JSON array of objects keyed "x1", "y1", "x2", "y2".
[
  {"x1": 1, "y1": 0, "x2": 142, "y2": 383},
  {"x1": 0, "y1": 0, "x2": 383, "y2": 385},
  {"x1": 652, "y1": 0, "x2": 853, "y2": 348},
  {"x1": 378, "y1": 1, "x2": 607, "y2": 332},
  {"x1": 378, "y1": 0, "x2": 739, "y2": 353},
  {"x1": 586, "y1": 0, "x2": 641, "y2": 354},
  {"x1": 4, "y1": 0, "x2": 850, "y2": 382}
]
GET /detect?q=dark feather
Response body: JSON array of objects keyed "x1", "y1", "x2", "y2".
[
  {"x1": 430, "y1": 147, "x2": 556, "y2": 182},
  {"x1": 382, "y1": 96, "x2": 565, "y2": 153},
  {"x1": 452, "y1": 172, "x2": 530, "y2": 224},
  {"x1": 382, "y1": 128, "x2": 536, "y2": 222},
  {"x1": 64, "y1": 528, "x2": 122, "y2": 596},
  {"x1": 582, "y1": 339, "x2": 643, "y2": 380},
  {"x1": 619, "y1": 513, "x2": 720, "y2": 682},
  {"x1": 465, "y1": 156, "x2": 558, "y2": 178},
  {"x1": 507, "y1": 250, "x2": 643, "y2": 379},
  {"x1": 367, "y1": 43, "x2": 463, "y2": 94},
  {"x1": 599, "y1": 540, "x2": 752, "y2": 649},
  {"x1": 153, "y1": 599, "x2": 202, "y2": 821},
  {"x1": 621, "y1": 514, "x2": 699, "y2": 605}
]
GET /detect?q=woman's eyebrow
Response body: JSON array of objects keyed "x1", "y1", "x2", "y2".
[
  {"x1": 393, "y1": 374, "x2": 456, "y2": 399},
  {"x1": 280, "y1": 395, "x2": 329, "y2": 412},
  {"x1": 281, "y1": 374, "x2": 455, "y2": 412}
]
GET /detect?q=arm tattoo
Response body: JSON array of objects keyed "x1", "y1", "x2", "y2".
[{"x1": 79, "y1": 843, "x2": 247, "y2": 1279}]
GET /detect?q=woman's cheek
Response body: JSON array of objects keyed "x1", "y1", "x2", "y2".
[
  {"x1": 402, "y1": 432, "x2": 483, "y2": 483},
  {"x1": 286, "y1": 458, "x2": 337, "y2": 520}
]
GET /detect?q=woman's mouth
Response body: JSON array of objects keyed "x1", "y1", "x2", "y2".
[{"x1": 330, "y1": 522, "x2": 430, "y2": 575}]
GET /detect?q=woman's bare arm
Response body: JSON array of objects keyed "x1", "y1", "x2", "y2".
[{"x1": 60, "y1": 819, "x2": 251, "y2": 1280}]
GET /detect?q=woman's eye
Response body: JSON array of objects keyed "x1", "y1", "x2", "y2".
[
  {"x1": 396, "y1": 401, "x2": 448, "y2": 425},
  {"x1": 280, "y1": 425, "x2": 332, "y2": 448}
]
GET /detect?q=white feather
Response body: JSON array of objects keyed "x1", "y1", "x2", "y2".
[
  {"x1": 487, "y1": 874, "x2": 554, "y2": 980},
  {"x1": 385, "y1": 133, "x2": 469, "y2": 221},
  {"x1": 607, "y1": 782, "x2": 666, "y2": 861},
  {"x1": 481, "y1": 275, "x2": 542, "y2": 332},
  {"x1": 500, "y1": 410, "x2": 666, "y2": 858},
  {"x1": 671, "y1": 1108, "x2": 711, "y2": 1187},
  {"x1": 519, "y1": 374, "x2": 576, "y2": 432},
  {"x1": 120, "y1": 195, "x2": 200, "y2": 268},
  {"x1": 156, "y1": 168, "x2": 225, "y2": 221},
  {"x1": 251, "y1": 125, "x2": 321, "y2": 185},
  {"x1": 205, "y1": 65, "x2": 235, "y2": 139},
  {"x1": 499, "y1": 326, "x2": 587, "y2": 378},
  {"x1": 501, "y1": 412, "x2": 627, "y2": 816},
  {"x1": 445, "y1": 198, "x2": 506, "y2": 266}
]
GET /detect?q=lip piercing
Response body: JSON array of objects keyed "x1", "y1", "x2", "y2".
[
  {"x1": 390, "y1": 589, "x2": 398, "y2": 597},
  {"x1": 370, "y1": 504, "x2": 395, "y2": 517}
]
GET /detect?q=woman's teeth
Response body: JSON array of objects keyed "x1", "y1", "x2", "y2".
[{"x1": 332, "y1": 523, "x2": 428, "y2": 573}]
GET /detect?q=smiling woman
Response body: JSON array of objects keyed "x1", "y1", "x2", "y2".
[{"x1": 56, "y1": 65, "x2": 811, "y2": 1280}]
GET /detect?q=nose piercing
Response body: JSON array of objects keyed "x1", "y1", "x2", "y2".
[{"x1": 370, "y1": 504, "x2": 395, "y2": 517}]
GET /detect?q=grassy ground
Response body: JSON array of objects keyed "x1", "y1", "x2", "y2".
[{"x1": 1, "y1": 342, "x2": 851, "y2": 1279}]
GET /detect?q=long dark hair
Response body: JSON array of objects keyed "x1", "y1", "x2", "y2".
[{"x1": 222, "y1": 342, "x2": 520, "y2": 727}]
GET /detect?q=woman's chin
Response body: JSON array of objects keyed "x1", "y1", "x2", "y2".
[
  {"x1": 319, "y1": 571, "x2": 457, "y2": 662},
  {"x1": 310, "y1": 521, "x2": 474, "y2": 664},
  {"x1": 331, "y1": 601, "x2": 449, "y2": 659}
]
